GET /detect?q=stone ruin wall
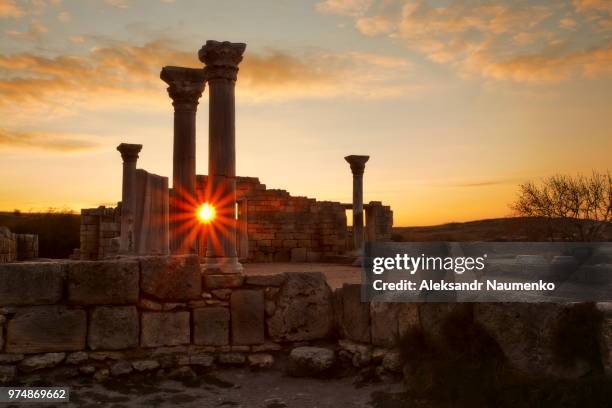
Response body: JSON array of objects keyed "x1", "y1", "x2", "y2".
[
  {"x1": 72, "y1": 207, "x2": 121, "y2": 260},
  {"x1": 198, "y1": 176, "x2": 350, "y2": 262},
  {"x1": 75, "y1": 176, "x2": 393, "y2": 261},
  {"x1": 0, "y1": 257, "x2": 611, "y2": 383},
  {"x1": 0, "y1": 227, "x2": 38, "y2": 263}
]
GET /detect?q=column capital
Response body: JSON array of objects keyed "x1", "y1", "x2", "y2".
[
  {"x1": 198, "y1": 40, "x2": 246, "y2": 81},
  {"x1": 117, "y1": 143, "x2": 142, "y2": 163},
  {"x1": 345, "y1": 155, "x2": 370, "y2": 176},
  {"x1": 160, "y1": 66, "x2": 206, "y2": 111}
]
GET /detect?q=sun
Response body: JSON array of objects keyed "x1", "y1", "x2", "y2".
[{"x1": 196, "y1": 203, "x2": 216, "y2": 223}]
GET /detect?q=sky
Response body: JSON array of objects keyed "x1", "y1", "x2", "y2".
[{"x1": 0, "y1": 0, "x2": 611, "y2": 226}]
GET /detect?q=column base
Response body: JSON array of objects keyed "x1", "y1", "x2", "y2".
[{"x1": 203, "y1": 256, "x2": 244, "y2": 275}]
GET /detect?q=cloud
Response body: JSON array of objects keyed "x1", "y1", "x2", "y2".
[
  {"x1": 58, "y1": 11, "x2": 71, "y2": 23},
  {"x1": 355, "y1": 15, "x2": 394, "y2": 36},
  {"x1": 315, "y1": 0, "x2": 373, "y2": 17},
  {"x1": 0, "y1": 0, "x2": 24, "y2": 18},
  {"x1": 317, "y1": 0, "x2": 612, "y2": 83},
  {"x1": 572, "y1": 0, "x2": 612, "y2": 13},
  {"x1": 105, "y1": 0, "x2": 129, "y2": 9},
  {"x1": 0, "y1": 129, "x2": 101, "y2": 152},
  {"x1": 0, "y1": 38, "x2": 417, "y2": 124},
  {"x1": 5, "y1": 20, "x2": 48, "y2": 41}
]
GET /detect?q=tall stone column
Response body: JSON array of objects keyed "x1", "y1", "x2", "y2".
[
  {"x1": 160, "y1": 66, "x2": 206, "y2": 254},
  {"x1": 117, "y1": 143, "x2": 142, "y2": 253},
  {"x1": 198, "y1": 40, "x2": 246, "y2": 274},
  {"x1": 345, "y1": 155, "x2": 369, "y2": 251}
]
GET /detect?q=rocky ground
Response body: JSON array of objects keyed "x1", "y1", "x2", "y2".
[{"x1": 7, "y1": 368, "x2": 406, "y2": 408}]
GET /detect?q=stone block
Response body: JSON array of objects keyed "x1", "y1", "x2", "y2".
[
  {"x1": 370, "y1": 302, "x2": 399, "y2": 348},
  {"x1": 141, "y1": 312, "x2": 190, "y2": 348},
  {"x1": 140, "y1": 255, "x2": 201, "y2": 301},
  {"x1": 290, "y1": 248, "x2": 307, "y2": 262},
  {"x1": 231, "y1": 290, "x2": 265, "y2": 345},
  {"x1": 193, "y1": 307, "x2": 230, "y2": 346},
  {"x1": 338, "y1": 284, "x2": 370, "y2": 343},
  {"x1": 204, "y1": 274, "x2": 244, "y2": 289},
  {"x1": 88, "y1": 306, "x2": 139, "y2": 350},
  {"x1": 19, "y1": 352, "x2": 66, "y2": 372},
  {"x1": 397, "y1": 303, "x2": 419, "y2": 338},
  {"x1": 245, "y1": 274, "x2": 287, "y2": 287},
  {"x1": 267, "y1": 272, "x2": 334, "y2": 342},
  {"x1": 287, "y1": 347, "x2": 335, "y2": 377},
  {"x1": 68, "y1": 260, "x2": 139, "y2": 305},
  {"x1": 6, "y1": 306, "x2": 86, "y2": 353},
  {"x1": 0, "y1": 262, "x2": 65, "y2": 305}
]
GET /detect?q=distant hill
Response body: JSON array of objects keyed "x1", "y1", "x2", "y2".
[
  {"x1": 0, "y1": 211, "x2": 80, "y2": 258},
  {"x1": 392, "y1": 217, "x2": 612, "y2": 242}
]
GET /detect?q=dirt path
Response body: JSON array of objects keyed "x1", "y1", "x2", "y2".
[{"x1": 43, "y1": 368, "x2": 406, "y2": 408}]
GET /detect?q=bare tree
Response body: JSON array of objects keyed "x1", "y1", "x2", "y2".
[{"x1": 511, "y1": 171, "x2": 612, "y2": 241}]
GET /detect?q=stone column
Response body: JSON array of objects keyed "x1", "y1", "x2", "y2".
[
  {"x1": 160, "y1": 66, "x2": 206, "y2": 254},
  {"x1": 345, "y1": 155, "x2": 369, "y2": 251},
  {"x1": 198, "y1": 40, "x2": 246, "y2": 274},
  {"x1": 117, "y1": 143, "x2": 142, "y2": 253}
]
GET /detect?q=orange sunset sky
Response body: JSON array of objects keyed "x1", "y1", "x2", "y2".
[{"x1": 0, "y1": 0, "x2": 611, "y2": 226}]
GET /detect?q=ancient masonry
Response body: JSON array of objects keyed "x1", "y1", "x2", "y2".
[
  {"x1": 0, "y1": 227, "x2": 37, "y2": 263},
  {"x1": 71, "y1": 40, "x2": 393, "y2": 262},
  {"x1": 1, "y1": 258, "x2": 611, "y2": 383}
]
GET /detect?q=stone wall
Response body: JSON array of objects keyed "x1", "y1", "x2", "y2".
[
  {"x1": 76, "y1": 176, "x2": 393, "y2": 261},
  {"x1": 0, "y1": 227, "x2": 38, "y2": 263},
  {"x1": 73, "y1": 206, "x2": 120, "y2": 260},
  {"x1": 198, "y1": 176, "x2": 350, "y2": 262},
  {"x1": 1, "y1": 258, "x2": 611, "y2": 384}
]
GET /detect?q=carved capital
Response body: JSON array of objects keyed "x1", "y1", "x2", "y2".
[
  {"x1": 344, "y1": 155, "x2": 370, "y2": 176},
  {"x1": 160, "y1": 66, "x2": 206, "y2": 111},
  {"x1": 117, "y1": 143, "x2": 142, "y2": 163},
  {"x1": 198, "y1": 40, "x2": 246, "y2": 81}
]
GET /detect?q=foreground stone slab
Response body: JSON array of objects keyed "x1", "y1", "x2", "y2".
[
  {"x1": 141, "y1": 312, "x2": 190, "y2": 347},
  {"x1": 287, "y1": 346, "x2": 335, "y2": 377},
  {"x1": 337, "y1": 284, "x2": 370, "y2": 343},
  {"x1": 68, "y1": 260, "x2": 139, "y2": 305},
  {"x1": 474, "y1": 303, "x2": 565, "y2": 377},
  {"x1": 204, "y1": 274, "x2": 244, "y2": 289},
  {"x1": 0, "y1": 262, "x2": 65, "y2": 305},
  {"x1": 88, "y1": 306, "x2": 139, "y2": 350},
  {"x1": 140, "y1": 255, "x2": 201, "y2": 300},
  {"x1": 6, "y1": 306, "x2": 86, "y2": 353},
  {"x1": 370, "y1": 302, "x2": 399, "y2": 348},
  {"x1": 193, "y1": 307, "x2": 229, "y2": 346},
  {"x1": 267, "y1": 272, "x2": 333, "y2": 341},
  {"x1": 19, "y1": 352, "x2": 65, "y2": 372},
  {"x1": 231, "y1": 290, "x2": 264, "y2": 345}
]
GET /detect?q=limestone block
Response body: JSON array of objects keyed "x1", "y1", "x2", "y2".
[
  {"x1": 231, "y1": 290, "x2": 265, "y2": 345},
  {"x1": 245, "y1": 273, "x2": 286, "y2": 287},
  {"x1": 290, "y1": 248, "x2": 307, "y2": 262},
  {"x1": 204, "y1": 274, "x2": 244, "y2": 289},
  {"x1": 141, "y1": 312, "x2": 190, "y2": 348},
  {"x1": 0, "y1": 262, "x2": 65, "y2": 305},
  {"x1": 267, "y1": 272, "x2": 334, "y2": 342},
  {"x1": 474, "y1": 303, "x2": 566, "y2": 377},
  {"x1": 193, "y1": 307, "x2": 230, "y2": 346},
  {"x1": 0, "y1": 365, "x2": 16, "y2": 383},
  {"x1": 6, "y1": 306, "x2": 86, "y2": 353},
  {"x1": 68, "y1": 260, "x2": 139, "y2": 305},
  {"x1": 88, "y1": 306, "x2": 139, "y2": 350},
  {"x1": 287, "y1": 347, "x2": 335, "y2": 377},
  {"x1": 338, "y1": 284, "x2": 370, "y2": 343},
  {"x1": 18, "y1": 352, "x2": 65, "y2": 372},
  {"x1": 397, "y1": 303, "x2": 419, "y2": 338},
  {"x1": 370, "y1": 302, "x2": 399, "y2": 348},
  {"x1": 140, "y1": 255, "x2": 201, "y2": 301}
]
